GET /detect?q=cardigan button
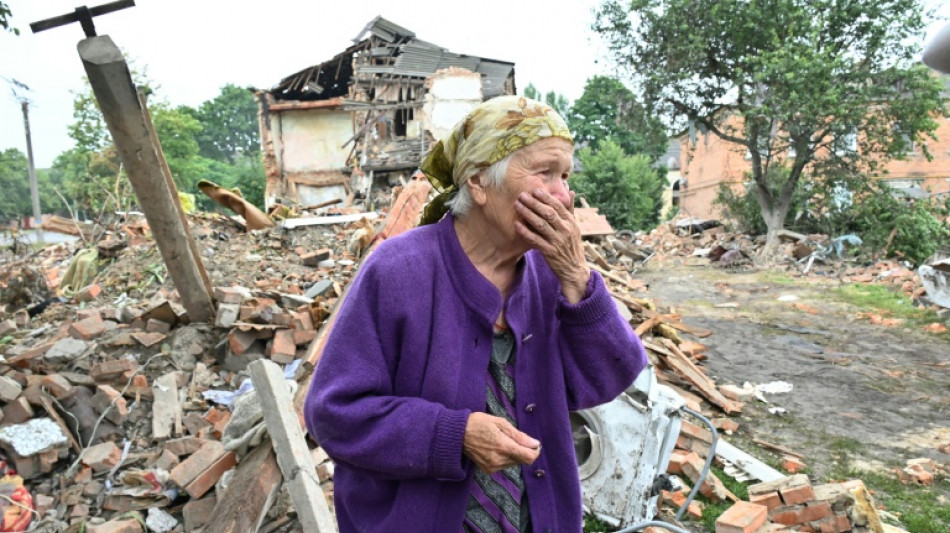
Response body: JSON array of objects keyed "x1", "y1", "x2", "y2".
[
  {"x1": 534, "y1": 469, "x2": 546, "y2": 478},
  {"x1": 524, "y1": 403, "x2": 536, "y2": 413}
]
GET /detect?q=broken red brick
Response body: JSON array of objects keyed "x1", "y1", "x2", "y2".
[
  {"x1": 145, "y1": 319, "x2": 172, "y2": 334},
  {"x1": 41, "y1": 374, "x2": 73, "y2": 399},
  {"x1": 293, "y1": 328, "x2": 317, "y2": 346},
  {"x1": 228, "y1": 329, "x2": 256, "y2": 356},
  {"x1": 214, "y1": 286, "x2": 245, "y2": 304},
  {"x1": 749, "y1": 491, "x2": 782, "y2": 511},
  {"x1": 93, "y1": 385, "x2": 130, "y2": 424},
  {"x1": 82, "y1": 441, "x2": 122, "y2": 473},
  {"x1": 267, "y1": 329, "x2": 297, "y2": 364},
  {"x1": 0, "y1": 375, "x2": 23, "y2": 402},
  {"x1": 68, "y1": 315, "x2": 106, "y2": 340},
  {"x1": 713, "y1": 417, "x2": 740, "y2": 434},
  {"x1": 771, "y1": 502, "x2": 833, "y2": 526},
  {"x1": 154, "y1": 449, "x2": 180, "y2": 472},
  {"x1": 780, "y1": 483, "x2": 817, "y2": 505},
  {"x1": 291, "y1": 311, "x2": 314, "y2": 331},
  {"x1": 164, "y1": 437, "x2": 206, "y2": 457},
  {"x1": 90, "y1": 359, "x2": 138, "y2": 382},
  {"x1": 183, "y1": 496, "x2": 216, "y2": 531},
  {"x1": 666, "y1": 450, "x2": 696, "y2": 476},
  {"x1": 74, "y1": 284, "x2": 102, "y2": 303},
  {"x1": 715, "y1": 501, "x2": 767, "y2": 533},
  {"x1": 679, "y1": 419, "x2": 713, "y2": 443},
  {"x1": 131, "y1": 331, "x2": 166, "y2": 347},
  {"x1": 170, "y1": 440, "x2": 226, "y2": 489},
  {"x1": 184, "y1": 450, "x2": 237, "y2": 498},
  {"x1": 781, "y1": 455, "x2": 807, "y2": 474},
  {"x1": 2, "y1": 397, "x2": 33, "y2": 424},
  {"x1": 203, "y1": 408, "x2": 231, "y2": 439}
]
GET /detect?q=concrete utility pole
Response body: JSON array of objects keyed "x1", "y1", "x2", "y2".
[
  {"x1": 31, "y1": 1, "x2": 216, "y2": 323},
  {"x1": 20, "y1": 100, "x2": 44, "y2": 243}
]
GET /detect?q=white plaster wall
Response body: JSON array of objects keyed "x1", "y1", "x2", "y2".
[
  {"x1": 279, "y1": 109, "x2": 352, "y2": 172},
  {"x1": 423, "y1": 69, "x2": 483, "y2": 142}
]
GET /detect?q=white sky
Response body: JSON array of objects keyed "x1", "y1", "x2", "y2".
[
  {"x1": 0, "y1": 0, "x2": 614, "y2": 168},
  {"x1": 1, "y1": 1, "x2": 948, "y2": 168}
]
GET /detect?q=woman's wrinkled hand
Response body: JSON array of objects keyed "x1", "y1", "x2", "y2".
[
  {"x1": 463, "y1": 412, "x2": 541, "y2": 474},
  {"x1": 514, "y1": 188, "x2": 590, "y2": 303}
]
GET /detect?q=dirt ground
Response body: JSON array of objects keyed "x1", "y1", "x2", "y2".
[{"x1": 636, "y1": 258, "x2": 950, "y2": 481}]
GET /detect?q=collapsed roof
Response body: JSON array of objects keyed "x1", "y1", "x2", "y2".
[{"x1": 270, "y1": 16, "x2": 515, "y2": 102}]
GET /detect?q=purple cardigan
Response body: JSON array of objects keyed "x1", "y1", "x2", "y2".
[{"x1": 304, "y1": 214, "x2": 647, "y2": 532}]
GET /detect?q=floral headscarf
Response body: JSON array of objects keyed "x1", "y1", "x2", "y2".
[{"x1": 419, "y1": 95, "x2": 573, "y2": 225}]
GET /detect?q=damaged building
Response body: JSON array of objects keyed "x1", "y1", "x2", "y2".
[{"x1": 256, "y1": 16, "x2": 516, "y2": 209}]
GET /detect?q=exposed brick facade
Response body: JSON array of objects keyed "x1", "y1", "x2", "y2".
[{"x1": 677, "y1": 118, "x2": 950, "y2": 219}]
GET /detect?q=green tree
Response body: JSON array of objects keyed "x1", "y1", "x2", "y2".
[
  {"x1": 573, "y1": 138, "x2": 664, "y2": 230},
  {"x1": 522, "y1": 83, "x2": 572, "y2": 117},
  {"x1": 0, "y1": 148, "x2": 30, "y2": 222},
  {"x1": 544, "y1": 90, "x2": 571, "y2": 119},
  {"x1": 1, "y1": 1, "x2": 16, "y2": 34},
  {"x1": 595, "y1": 0, "x2": 947, "y2": 251},
  {"x1": 184, "y1": 84, "x2": 261, "y2": 162},
  {"x1": 569, "y1": 76, "x2": 668, "y2": 159},
  {"x1": 524, "y1": 83, "x2": 541, "y2": 101}
]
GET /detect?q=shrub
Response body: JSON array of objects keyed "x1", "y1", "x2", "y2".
[{"x1": 573, "y1": 138, "x2": 664, "y2": 231}]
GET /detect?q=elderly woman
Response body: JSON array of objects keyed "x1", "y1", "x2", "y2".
[{"x1": 304, "y1": 96, "x2": 647, "y2": 533}]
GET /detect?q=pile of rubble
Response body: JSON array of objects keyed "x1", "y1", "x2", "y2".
[
  {"x1": 0, "y1": 201, "x2": 383, "y2": 531},
  {"x1": 0, "y1": 186, "x2": 942, "y2": 533},
  {"x1": 578, "y1": 229, "x2": 944, "y2": 533},
  {"x1": 602, "y1": 216, "x2": 949, "y2": 322}
]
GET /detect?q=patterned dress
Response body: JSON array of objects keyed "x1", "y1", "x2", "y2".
[{"x1": 463, "y1": 328, "x2": 532, "y2": 533}]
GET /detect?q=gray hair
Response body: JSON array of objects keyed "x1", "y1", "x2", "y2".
[{"x1": 445, "y1": 153, "x2": 512, "y2": 217}]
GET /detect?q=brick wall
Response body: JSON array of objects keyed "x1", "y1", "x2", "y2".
[{"x1": 679, "y1": 116, "x2": 950, "y2": 220}]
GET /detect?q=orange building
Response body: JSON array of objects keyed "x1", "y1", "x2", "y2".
[{"x1": 675, "y1": 120, "x2": 950, "y2": 220}]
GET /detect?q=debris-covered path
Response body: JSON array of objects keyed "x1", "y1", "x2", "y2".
[{"x1": 639, "y1": 261, "x2": 950, "y2": 480}]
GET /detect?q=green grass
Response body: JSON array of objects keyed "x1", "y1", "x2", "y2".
[
  {"x1": 827, "y1": 436, "x2": 864, "y2": 455},
  {"x1": 583, "y1": 512, "x2": 615, "y2": 532},
  {"x1": 825, "y1": 438, "x2": 950, "y2": 533},
  {"x1": 828, "y1": 467, "x2": 950, "y2": 533},
  {"x1": 755, "y1": 270, "x2": 799, "y2": 285},
  {"x1": 694, "y1": 465, "x2": 750, "y2": 532},
  {"x1": 832, "y1": 283, "x2": 949, "y2": 332}
]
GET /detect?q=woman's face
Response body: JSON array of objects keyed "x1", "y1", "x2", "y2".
[{"x1": 477, "y1": 137, "x2": 574, "y2": 246}]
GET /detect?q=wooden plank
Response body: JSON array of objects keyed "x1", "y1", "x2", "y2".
[
  {"x1": 658, "y1": 339, "x2": 742, "y2": 414},
  {"x1": 666, "y1": 321, "x2": 714, "y2": 339},
  {"x1": 250, "y1": 360, "x2": 335, "y2": 532},
  {"x1": 139, "y1": 88, "x2": 216, "y2": 302},
  {"x1": 281, "y1": 212, "x2": 378, "y2": 229},
  {"x1": 583, "y1": 241, "x2": 611, "y2": 270},
  {"x1": 203, "y1": 443, "x2": 282, "y2": 532},
  {"x1": 591, "y1": 264, "x2": 646, "y2": 292},
  {"x1": 79, "y1": 36, "x2": 215, "y2": 323},
  {"x1": 151, "y1": 373, "x2": 181, "y2": 440},
  {"x1": 634, "y1": 316, "x2": 663, "y2": 338},
  {"x1": 610, "y1": 291, "x2": 648, "y2": 313}
]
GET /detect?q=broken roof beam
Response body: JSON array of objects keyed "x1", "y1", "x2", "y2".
[{"x1": 80, "y1": 35, "x2": 215, "y2": 323}]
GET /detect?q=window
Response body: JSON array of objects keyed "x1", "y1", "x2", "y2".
[
  {"x1": 834, "y1": 129, "x2": 858, "y2": 156},
  {"x1": 893, "y1": 123, "x2": 916, "y2": 155}
]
